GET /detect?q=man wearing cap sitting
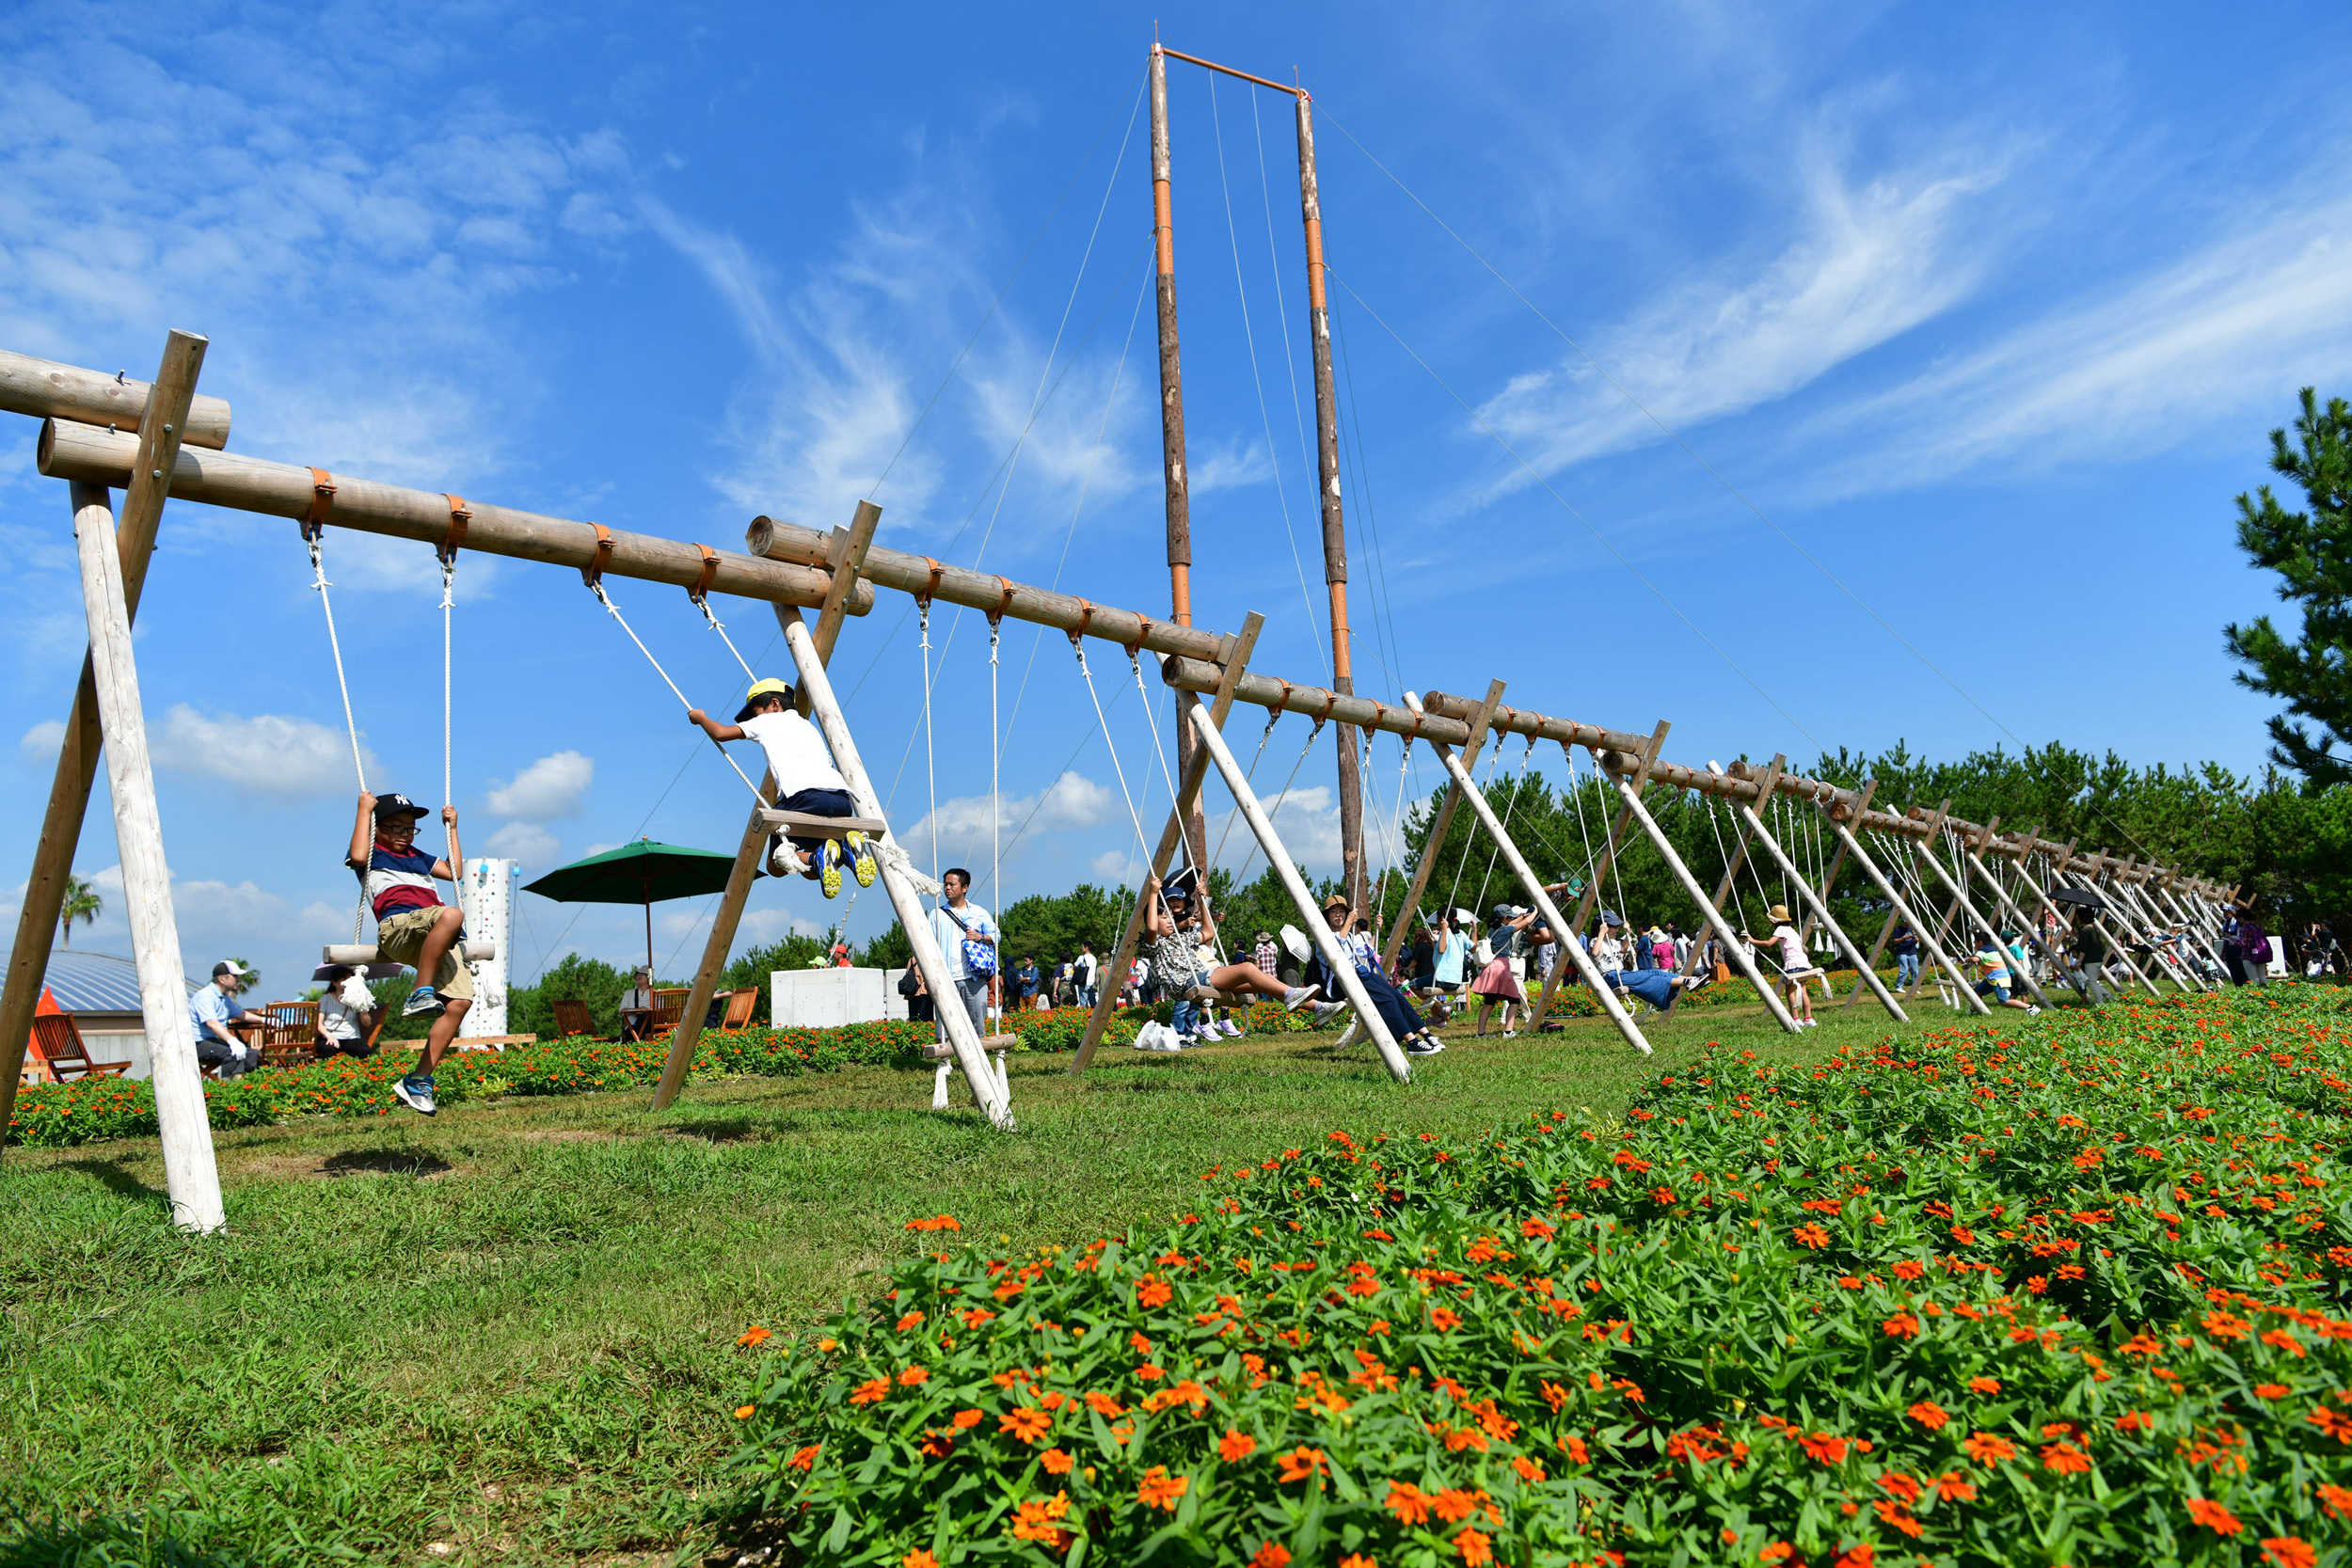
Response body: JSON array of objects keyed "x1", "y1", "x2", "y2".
[
  {"x1": 689, "y1": 679, "x2": 876, "y2": 898},
  {"x1": 190, "y1": 959, "x2": 265, "y2": 1078}
]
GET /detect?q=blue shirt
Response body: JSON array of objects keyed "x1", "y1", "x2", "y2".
[
  {"x1": 191, "y1": 984, "x2": 246, "y2": 1040},
  {"x1": 1601, "y1": 969, "x2": 1678, "y2": 1010},
  {"x1": 1433, "y1": 931, "x2": 1471, "y2": 984}
]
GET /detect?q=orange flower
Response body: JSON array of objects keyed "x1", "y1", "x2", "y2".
[
  {"x1": 1961, "y1": 1432, "x2": 2016, "y2": 1464},
  {"x1": 787, "y1": 1443, "x2": 819, "y2": 1470},
  {"x1": 2319, "y1": 1482, "x2": 2352, "y2": 1519},
  {"x1": 737, "y1": 1325, "x2": 771, "y2": 1348},
  {"x1": 1908, "y1": 1401, "x2": 1949, "y2": 1430},
  {"x1": 732, "y1": 1403, "x2": 755, "y2": 1419},
  {"x1": 1883, "y1": 1312, "x2": 1922, "y2": 1340},
  {"x1": 999, "y1": 1406, "x2": 1050, "y2": 1445},
  {"x1": 1891, "y1": 1260, "x2": 1926, "y2": 1280},
  {"x1": 1008, "y1": 1491, "x2": 1073, "y2": 1545},
  {"x1": 1834, "y1": 1544, "x2": 1875, "y2": 1568},
  {"x1": 2262, "y1": 1539, "x2": 2317, "y2": 1568},
  {"x1": 1792, "y1": 1223, "x2": 1832, "y2": 1249},
  {"x1": 2255, "y1": 1384, "x2": 2292, "y2": 1400},
  {"x1": 898, "y1": 1366, "x2": 930, "y2": 1386},
  {"x1": 1249, "y1": 1545, "x2": 1291, "y2": 1568},
  {"x1": 948, "y1": 1408, "x2": 983, "y2": 1431},
  {"x1": 1559, "y1": 1433, "x2": 1591, "y2": 1465},
  {"x1": 1512, "y1": 1455, "x2": 1547, "y2": 1482},
  {"x1": 849, "y1": 1377, "x2": 889, "y2": 1405},
  {"x1": 1521, "y1": 1216, "x2": 1557, "y2": 1239},
  {"x1": 1219, "y1": 1429, "x2": 1258, "y2": 1463},
  {"x1": 2115, "y1": 1410, "x2": 2154, "y2": 1433},
  {"x1": 1136, "y1": 1465, "x2": 1189, "y2": 1510},
  {"x1": 1041, "y1": 1448, "x2": 1074, "y2": 1474},
  {"x1": 904, "y1": 1552, "x2": 938, "y2": 1568},
  {"x1": 2185, "y1": 1497, "x2": 2243, "y2": 1535},
  {"x1": 1800, "y1": 1432, "x2": 1850, "y2": 1465},
  {"x1": 1136, "y1": 1363, "x2": 1166, "y2": 1381},
  {"x1": 1136, "y1": 1275, "x2": 1173, "y2": 1308},
  {"x1": 1430, "y1": 1307, "x2": 1463, "y2": 1332},
  {"x1": 1967, "y1": 1376, "x2": 2002, "y2": 1394},
  {"x1": 896, "y1": 1310, "x2": 925, "y2": 1332},
  {"x1": 1085, "y1": 1391, "x2": 1126, "y2": 1418},
  {"x1": 1276, "y1": 1446, "x2": 1327, "y2": 1483},
  {"x1": 1454, "y1": 1528, "x2": 1494, "y2": 1566},
  {"x1": 1339, "y1": 1557, "x2": 1378, "y2": 1568},
  {"x1": 2041, "y1": 1440, "x2": 2091, "y2": 1474}
]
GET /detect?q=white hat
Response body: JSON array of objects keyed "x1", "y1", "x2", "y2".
[{"x1": 212, "y1": 958, "x2": 252, "y2": 979}]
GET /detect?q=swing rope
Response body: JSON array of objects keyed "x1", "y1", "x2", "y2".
[
  {"x1": 1129, "y1": 647, "x2": 1183, "y2": 807},
  {"x1": 691, "y1": 591, "x2": 760, "y2": 683},
  {"x1": 1440, "y1": 736, "x2": 1508, "y2": 917},
  {"x1": 1228, "y1": 715, "x2": 1325, "y2": 886},
  {"x1": 989, "y1": 607, "x2": 1002, "y2": 1008},
  {"x1": 585, "y1": 577, "x2": 765, "y2": 801},
  {"x1": 305, "y1": 523, "x2": 371, "y2": 943},
  {"x1": 1209, "y1": 706, "x2": 1282, "y2": 869},
  {"x1": 1470, "y1": 736, "x2": 1536, "y2": 921},
  {"x1": 920, "y1": 598, "x2": 939, "y2": 882},
  {"x1": 1073, "y1": 635, "x2": 1152, "y2": 863}
]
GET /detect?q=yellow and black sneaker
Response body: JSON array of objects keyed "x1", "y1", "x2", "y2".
[
  {"x1": 818, "y1": 840, "x2": 844, "y2": 899},
  {"x1": 845, "y1": 830, "x2": 878, "y2": 888}
]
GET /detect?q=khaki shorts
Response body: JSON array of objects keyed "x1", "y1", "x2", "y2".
[{"x1": 374, "y1": 906, "x2": 475, "y2": 1001}]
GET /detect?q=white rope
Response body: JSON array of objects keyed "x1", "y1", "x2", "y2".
[
  {"x1": 1073, "y1": 639, "x2": 1151, "y2": 863},
  {"x1": 307, "y1": 532, "x2": 370, "y2": 943},
  {"x1": 693, "y1": 593, "x2": 760, "y2": 683},
  {"x1": 921, "y1": 600, "x2": 938, "y2": 884},
  {"x1": 1130, "y1": 651, "x2": 1183, "y2": 808},
  {"x1": 1209, "y1": 707, "x2": 1282, "y2": 868},
  {"x1": 440, "y1": 553, "x2": 456, "y2": 865},
  {"x1": 1229, "y1": 717, "x2": 1324, "y2": 885},
  {"x1": 587, "y1": 581, "x2": 765, "y2": 801},
  {"x1": 990, "y1": 613, "x2": 1002, "y2": 939},
  {"x1": 1470, "y1": 737, "x2": 1536, "y2": 920},
  {"x1": 1441, "y1": 737, "x2": 1508, "y2": 915}
]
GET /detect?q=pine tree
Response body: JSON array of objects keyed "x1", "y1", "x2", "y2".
[{"x1": 2225, "y1": 387, "x2": 2352, "y2": 788}]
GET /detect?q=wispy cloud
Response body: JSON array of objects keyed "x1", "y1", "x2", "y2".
[
  {"x1": 1796, "y1": 186, "x2": 2352, "y2": 497},
  {"x1": 485, "y1": 751, "x2": 595, "y2": 819},
  {"x1": 150, "y1": 705, "x2": 372, "y2": 796},
  {"x1": 1473, "y1": 129, "x2": 2010, "y2": 487}
]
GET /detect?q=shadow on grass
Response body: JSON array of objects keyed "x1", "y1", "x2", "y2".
[
  {"x1": 317, "y1": 1148, "x2": 453, "y2": 1179},
  {"x1": 56, "y1": 1156, "x2": 169, "y2": 1204}
]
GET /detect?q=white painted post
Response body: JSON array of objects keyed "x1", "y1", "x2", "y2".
[
  {"x1": 1904, "y1": 827, "x2": 2057, "y2": 1010},
  {"x1": 1828, "y1": 821, "x2": 1992, "y2": 1016},
  {"x1": 1402, "y1": 694, "x2": 1651, "y2": 1056},
  {"x1": 1603, "y1": 767, "x2": 1800, "y2": 1031},
  {"x1": 1182, "y1": 689, "x2": 1414, "y2": 1082},
  {"x1": 776, "y1": 608, "x2": 1012, "y2": 1128},
  {"x1": 71, "y1": 482, "x2": 224, "y2": 1232}
]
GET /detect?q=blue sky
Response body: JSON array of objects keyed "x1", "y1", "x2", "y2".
[{"x1": 5, "y1": 1, "x2": 2349, "y2": 996}]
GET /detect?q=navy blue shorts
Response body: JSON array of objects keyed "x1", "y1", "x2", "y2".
[{"x1": 774, "y1": 787, "x2": 857, "y2": 856}]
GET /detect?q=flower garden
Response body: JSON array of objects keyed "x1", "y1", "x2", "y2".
[{"x1": 730, "y1": 985, "x2": 2352, "y2": 1567}]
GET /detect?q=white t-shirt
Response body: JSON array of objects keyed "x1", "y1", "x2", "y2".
[
  {"x1": 319, "y1": 978, "x2": 373, "y2": 1041},
  {"x1": 929, "y1": 901, "x2": 996, "y2": 982},
  {"x1": 1075, "y1": 951, "x2": 1097, "y2": 986},
  {"x1": 1771, "y1": 925, "x2": 1807, "y2": 970},
  {"x1": 739, "y1": 710, "x2": 850, "y2": 800}
]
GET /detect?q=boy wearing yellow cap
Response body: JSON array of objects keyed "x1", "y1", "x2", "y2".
[{"x1": 688, "y1": 679, "x2": 876, "y2": 897}]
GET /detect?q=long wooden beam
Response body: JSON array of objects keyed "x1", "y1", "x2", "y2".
[
  {"x1": 0, "y1": 332, "x2": 208, "y2": 1154},
  {"x1": 0, "y1": 346, "x2": 231, "y2": 449},
  {"x1": 38, "y1": 417, "x2": 866, "y2": 614}
]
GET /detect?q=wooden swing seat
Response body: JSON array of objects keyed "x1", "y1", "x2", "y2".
[
  {"x1": 923, "y1": 1033, "x2": 1018, "y2": 1063},
  {"x1": 322, "y1": 941, "x2": 497, "y2": 965},
  {"x1": 757, "y1": 808, "x2": 889, "y2": 839}
]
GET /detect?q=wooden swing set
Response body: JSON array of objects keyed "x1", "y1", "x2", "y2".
[{"x1": 0, "y1": 44, "x2": 2233, "y2": 1234}]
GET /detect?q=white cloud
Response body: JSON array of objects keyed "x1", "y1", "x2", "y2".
[
  {"x1": 1089, "y1": 848, "x2": 1140, "y2": 882},
  {"x1": 20, "y1": 720, "x2": 66, "y2": 764},
  {"x1": 739, "y1": 908, "x2": 829, "y2": 944},
  {"x1": 1472, "y1": 132, "x2": 2007, "y2": 487},
  {"x1": 1187, "y1": 436, "x2": 1277, "y2": 495},
  {"x1": 483, "y1": 821, "x2": 561, "y2": 864},
  {"x1": 485, "y1": 751, "x2": 594, "y2": 819},
  {"x1": 904, "y1": 769, "x2": 1116, "y2": 862},
  {"x1": 1796, "y1": 187, "x2": 2352, "y2": 496},
  {"x1": 150, "y1": 705, "x2": 372, "y2": 796}
]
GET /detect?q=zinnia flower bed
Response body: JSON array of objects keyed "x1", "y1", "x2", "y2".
[
  {"x1": 730, "y1": 986, "x2": 2352, "y2": 1566},
  {"x1": 6, "y1": 1021, "x2": 944, "y2": 1148}
]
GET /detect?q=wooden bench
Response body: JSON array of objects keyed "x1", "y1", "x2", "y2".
[
  {"x1": 551, "y1": 1000, "x2": 597, "y2": 1039},
  {"x1": 451, "y1": 1034, "x2": 537, "y2": 1050},
  {"x1": 321, "y1": 941, "x2": 496, "y2": 965},
  {"x1": 756, "y1": 809, "x2": 888, "y2": 840},
  {"x1": 926, "y1": 1032, "x2": 1016, "y2": 1110},
  {"x1": 29, "y1": 1013, "x2": 132, "y2": 1084},
  {"x1": 716, "y1": 988, "x2": 760, "y2": 1033}
]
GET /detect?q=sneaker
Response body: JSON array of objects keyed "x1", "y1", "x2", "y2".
[
  {"x1": 1310, "y1": 1001, "x2": 1347, "y2": 1026},
  {"x1": 401, "y1": 986, "x2": 443, "y2": 1018},
  {"x1": 1281, "y1": 985, "x2": 1321, "y2": 1012},
  {"x1": 816, "y1": 841, "x2": 844, "y2": 898},
  {"x1": 1406, "y1": 1037, "x2": 1446, "y2": 1056},
  {"x1": 2026, "y1": 1005, "x2": 2042, "y2": 1015},
  {"x1": 390, "y1": 1074, "x2": 437, "y2": 1116},
  {"x1": 845, "y1": 831, "x2": 878, "y2": 888},
  {"x1": 1218, "y1": 1019, "x2": 1242, "y2": 1037},
  {"x1": 1502, "y1": 1028, "x2": 1518, "y2": 1038}
]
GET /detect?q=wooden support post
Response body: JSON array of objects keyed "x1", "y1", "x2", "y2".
[
  {"x1": 650, "y1": 501, "x2": 882, "y2": 1112},
  {"x1": 776, "y1": 607, "x2": 1011, "y2": 1127},
  {"x1": 1191, "y1": 689, "x2": 1417, "y2": 1079},
  {"x1": 1071, "y1": 615, "x2": 1263, "y2": 1073},
  {"x1": 1402, "y1": 693, "x2": 1651, "y2": 1055},
  {"x1": 72, "y1": 482, "x2": 225, "y2": 1229},
  {"x1": 1907, "y1": 820, "x2": 2057, "y2": 1010},
  {"x1": 1828, "y1": 819, "x2": 1991, "y2": 1016},
  {"x1": 0, "y1": 329, "x2": 206, "y2": 1152},
  {"x1": 1147, "y1": 45, "x2": 1208, "y2": 874},
  {"x1": 1605, "y1": 764, "x2": 1800, "y2": 1031},
  {"x1": 1719, "y1": 770, "x2": 1909, "y2": 1022},
  {"x1": 1380, "y1": 681, "x2": 1504, "y2": 968},
  {"x1": 1531, "y1": 721, "x2": 1670, "y2": 1029},
  {"x1": 1680, "y1": 753, "x2": 1782, "y2": 979}
]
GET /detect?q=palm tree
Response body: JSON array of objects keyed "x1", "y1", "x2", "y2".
[{"x1": 58, "y1": 875, "x2": 102, "y2": 948}]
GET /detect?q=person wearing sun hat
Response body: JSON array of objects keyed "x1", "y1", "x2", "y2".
[
  {"x1": 1743, "y1": 902, "x2": 1824, "y2": 1027},
  {"x1": 1319, "y1": 893, "x2": 1447, "y2": 1056},
  {"x1": 687, "y1": 677, "x2": 875, "y2": 897}
]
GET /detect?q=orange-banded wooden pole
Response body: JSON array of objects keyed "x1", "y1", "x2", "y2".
[
  {"x1": 1149, "y1": 43, "x2": 1207, "y2": 875},
  {"x1": 1295, "y1": 87, "x2": 1364, "y2": 911}
]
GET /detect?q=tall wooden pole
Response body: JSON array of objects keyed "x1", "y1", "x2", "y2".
[
  {"x1": 72, "y1": 483, "x2": 225, "y2": 1229},
  {"x1": 1293, "y1": 89, "x2": 1364, "y2": 911},
  {"x1": 1148, "y1": 45, "x2": 1208, "y2": 877},
  {"x1": 651, "y1": 500, "x2": 881, "y2": 1112},
  {"x1": 0, "y1": 329, "x2": 207, "y2": 1151}
]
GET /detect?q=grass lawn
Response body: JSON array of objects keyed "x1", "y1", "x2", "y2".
[{"x1": 0, "y1": 992, "x2": 1923, "y2": 1568}]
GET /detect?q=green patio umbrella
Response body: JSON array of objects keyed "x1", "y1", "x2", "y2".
[{"x1": 522, "y1": 838, "x2": 739, "y2": 977}]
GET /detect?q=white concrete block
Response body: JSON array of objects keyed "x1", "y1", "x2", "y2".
[{"x1": 771, "y1": 966, "x2": 889, "y2": 1029}]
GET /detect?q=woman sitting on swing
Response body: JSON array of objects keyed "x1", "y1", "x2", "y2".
[{"x1": 1141, "y1": 870, "x2": 1341, "y2": 1045}]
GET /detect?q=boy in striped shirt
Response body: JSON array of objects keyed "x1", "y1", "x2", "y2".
[{"x1": 346, "y1": 790, "x2": 472, "y2": 1115}]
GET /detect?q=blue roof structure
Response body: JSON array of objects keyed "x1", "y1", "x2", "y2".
[{"x1": 11, "y1": 950, "x2": 196, "y2": 1014}]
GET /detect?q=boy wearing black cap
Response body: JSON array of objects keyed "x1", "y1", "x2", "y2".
[
  {"x1": 347, "y1": 790, "x2": 471, "y2": 1114},
  {"x1": 688, "y1": 678, "x2": 876, "y2": 898}
]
